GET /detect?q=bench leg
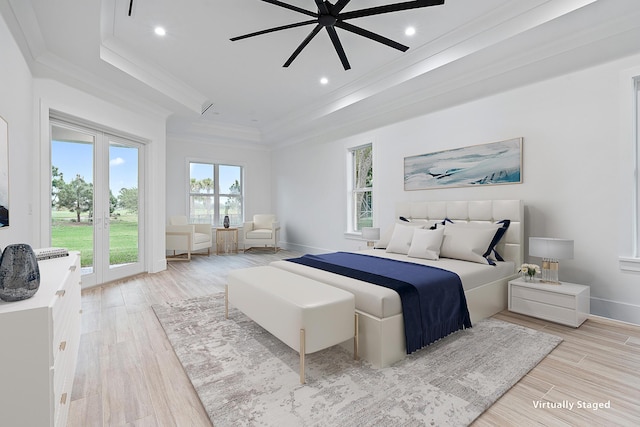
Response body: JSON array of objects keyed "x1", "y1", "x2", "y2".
[
  {"x1": 300, "y1": 329, "x2": 305, "y2": 384},
  {"x1": 225, "y1": 285, "x2": 229, "y2": 319},
  {"x1": 354, "y1": 313, "x2": 359, "y2": 361}
]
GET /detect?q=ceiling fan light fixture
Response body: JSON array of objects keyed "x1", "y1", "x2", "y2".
[
  {"x1": 154, "y1": 26, "x2": 167, "y2": 37},
  {"x1": 230, "y1": 0, "x2": 445, "y2": 70},
  {"x1": 320, "y1": 77, "x2": 329, "y2": 85},
  {"x1": 405, "y1": 26, "x2": 416, "y2": 36}
]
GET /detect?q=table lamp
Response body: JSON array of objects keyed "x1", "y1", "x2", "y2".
[
  {"x1": 362, "y1": 227, "x2": 380, "y2": 248},
  {"x1": 529, "y1": 237, "x2": 574, "y2": 284}
]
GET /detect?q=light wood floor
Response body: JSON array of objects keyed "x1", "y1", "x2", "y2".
[{"x1": 68, "y1": 251, "x2": 640, "y2": 426}]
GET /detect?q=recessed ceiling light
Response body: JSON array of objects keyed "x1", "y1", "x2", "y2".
[
  {"x1": 320, "y1": 77, "x2": 329, "y2": 85},
  {"x1": 154, "y1": 26, "x2": 166, "y2": 36},
  {"x1": 405, "y1": 26, "x2": 416, "y2": 36}
]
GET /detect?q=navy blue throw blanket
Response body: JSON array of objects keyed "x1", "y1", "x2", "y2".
[{"x1": 287, "y1": 252, "x2": 472, "y2": 354}]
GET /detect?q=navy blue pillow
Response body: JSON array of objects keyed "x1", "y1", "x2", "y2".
[{"x1": 484, "y1": 219, "x2": 510, "y2": 262}]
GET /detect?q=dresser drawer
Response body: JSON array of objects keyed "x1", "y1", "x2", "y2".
[
  {"x1": 53, "y1": 314, "x2": 80, "y2": 399},
  {"x1": 52, "y1": 261, "x2": 81, "y2": 363},
  {"x1": 51, "y1": 262, "x2": 80, "y2": 327},
  {"x1": 511, "y1": 285, "x2": 576, "y2": 309},
  {"x1": 52, "y1": 288, "x2": 81, "y2": 363},
  {"x1": 54, "y1": 376, "x2": 72, "y2": 427},
  {"x1": 511, "y1": 296, "x2": 578, "y2": 326}
]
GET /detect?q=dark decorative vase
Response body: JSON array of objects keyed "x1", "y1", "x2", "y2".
[
  {"x1": 223, "y1": 215, "x2": 230, "y2": 228},
  {"x1": 0, "y1": 244, "x2": 41, "y2": 302}
]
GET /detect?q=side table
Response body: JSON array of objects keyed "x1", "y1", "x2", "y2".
[
  {"x1": 508, "y1": 277, "x2": 590, "y2": 327},
  {"x1": 216, "y1": 227, "x2": 238, "y2": 255}
]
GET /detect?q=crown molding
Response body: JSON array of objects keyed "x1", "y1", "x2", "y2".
[
  {"x1": 4, "y1": 0, "x2": 48, "y2": 62},
  {"x1": 167, "y1": 117, "x2": 262, "y2": 146},
  {"x1": 3, "y1": 0, "x2": 173, "y2": 120},
  {"x1": 266, "y1": 2, "x2": 640, "y2": 149},
  {"x1": 99, "y1": 0, "x2": 208, "y2": 115},
  {"x1": 261, "y1": 0, "x2": 598, "y2": 144}
]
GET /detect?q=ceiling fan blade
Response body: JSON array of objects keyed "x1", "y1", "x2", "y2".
[
  {"x1": 261, "y1": 0, "x2": 318, "y2": 18},
  {"x1": 333, "y1": 0, "x2": 352, "y2": 14},
  {"x1": 314, "y1": 0, "x2": 329, "y2": 15},
  {"x1": 230, "y1": 20, "x2": 316, "y2": 41},
  {"x1": 326, "y1": 26, "x2": 351, "y2": 70},
  {"x1": 284, "y1": 24, "x2": 323, "y2": 67},
  {"x1": 128, "y1": 0, "x2": 133, "y2": 16},
  {"x1": 336, "y1": 21, "x2": 408, "y2": 52},
  {"x1": 340, "y1": 0, "x2": 444, "y2": 20}
]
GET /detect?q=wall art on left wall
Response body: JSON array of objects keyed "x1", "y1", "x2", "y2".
[{"x1": 0, "y1": 116, "x2": 8, "y2": 227}]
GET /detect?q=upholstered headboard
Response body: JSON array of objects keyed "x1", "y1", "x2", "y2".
[{"x1": 395, "y1": 200, "x2": 524, "y2": 267}]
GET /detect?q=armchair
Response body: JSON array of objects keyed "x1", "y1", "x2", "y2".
[
  {"x1": 243, "y1": 214, "x2": 280, "y2": 252},
  {"x1": 166, "y1": 215, "x2": 213, "y2": 261}
]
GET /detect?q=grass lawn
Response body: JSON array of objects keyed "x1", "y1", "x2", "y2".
[{"x1": 52, "y1": 211, "x2": 138, "y2": 268}]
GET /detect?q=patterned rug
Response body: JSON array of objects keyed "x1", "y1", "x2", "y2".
[{"x1": 152, "y1": 293, "x2": 562, "y2": 426}]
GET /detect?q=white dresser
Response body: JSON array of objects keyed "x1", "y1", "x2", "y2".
[
  {"x1": 508, "y1": 277, "x2": 590, "y2": 327},
  {"x1": 0, "y1": 252, "x2": 81, "y2": 427}
]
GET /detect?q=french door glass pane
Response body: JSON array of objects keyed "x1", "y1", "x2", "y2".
[
  {"x1": 51, "y1": 128, "x2": 95, "y2": 271},
  {"x1": 109, "y1": 142, "x2": 139, "y2": 267}
]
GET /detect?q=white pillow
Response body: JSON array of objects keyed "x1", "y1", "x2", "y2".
[
  {"x1": 440, "y1": 223, "x2": 500, "y2": 264},
  {"x1": 375, "y1": 221, "x2": 424, "y2": 249},
  {"x1": 385, "y1": 223, "x2": 423, "y2": 255},
  {"x1": 407, "y1": 227, "x2": 445, "y2": 260}
]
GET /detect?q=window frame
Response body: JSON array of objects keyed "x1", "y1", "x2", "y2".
[
  {"x1": 187, "y1": 160, "x2": 244, "y2": 227},
  {"x1": 619, "y1": 69, "x2": 640, "y2": 272},
  {"x1": 347, "y1": 143, "x2": 373, "y2": 234}
]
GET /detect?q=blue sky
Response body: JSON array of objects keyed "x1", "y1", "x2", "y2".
[{"x1": 52, "y1": 141, "x2": 139, "y2": 194}]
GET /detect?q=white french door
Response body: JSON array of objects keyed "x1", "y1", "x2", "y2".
[{"x1": 50, "y1": 119, "x2": 145, "y2": 286}]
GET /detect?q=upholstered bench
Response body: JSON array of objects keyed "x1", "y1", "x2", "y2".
[{"x1": 226, "y1": 266, "x2": 357, "y2": 384}]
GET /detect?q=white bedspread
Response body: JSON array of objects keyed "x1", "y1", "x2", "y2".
[{"x1": 270, "y1": 250, "x2": 514, "y2": 320}]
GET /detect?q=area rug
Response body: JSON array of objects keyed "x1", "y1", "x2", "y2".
[{"x1": 152, "y1": 293, "x2": 562, "y2": 426}]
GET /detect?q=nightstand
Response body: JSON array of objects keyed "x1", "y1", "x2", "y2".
[
  {"x1": 216, "y1": 227, "x2": 239, "y2": 255},
  {"x1": 508, "y1": 277, "x2": 590, "y2": 327}
]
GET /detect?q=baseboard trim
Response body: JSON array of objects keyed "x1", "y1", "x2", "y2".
[
  {"x1": 279, "y1": 242, "x2": 333, "y2": 255},
  {"x1": 590, "y1": 296, "x2": 640, "y2": 326}
]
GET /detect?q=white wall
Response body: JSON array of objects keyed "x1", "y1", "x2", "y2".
[
  {"x1": 272, "y1": 53, "x2": 640, "y2": 325},
  {"x1": 166, "y1": 137, "x2": 272, "y2": 223},
  {"x1": 0, "y1": 11, "x2": 36, "y2": 248}
]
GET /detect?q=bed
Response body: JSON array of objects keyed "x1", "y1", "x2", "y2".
[{"x1": 270, "y1": 199, "x2": 524, "y2": 368}]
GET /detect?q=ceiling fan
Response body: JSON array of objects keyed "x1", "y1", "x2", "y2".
[{"x1": 231, "y1": 0, "x2": 445, "y2": 70}]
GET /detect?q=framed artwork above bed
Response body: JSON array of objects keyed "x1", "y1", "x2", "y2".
[{"x1": 404, "y1": 137, "x2": 523, "y2": 191}]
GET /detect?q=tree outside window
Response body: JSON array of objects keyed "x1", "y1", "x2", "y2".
[
  {"x1": 350, "y1": 144, "x2": 373, "y2": 232},
  {"x1": 189, "y1": 162, "x2": 243, "y2": 226}
]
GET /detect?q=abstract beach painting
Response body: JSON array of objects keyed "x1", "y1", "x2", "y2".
[{"x1": 404, "y1": 138, "x2": 522, "y2": 191}]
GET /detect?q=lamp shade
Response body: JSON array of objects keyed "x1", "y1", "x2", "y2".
[
  {"x1": 529, "y1": 237, "x2": 574, "y2": 260},
  {"x1": 361, "y1": 227, "x2": 380, "y2": 241}
]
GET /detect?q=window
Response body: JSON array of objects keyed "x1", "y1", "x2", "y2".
[
  {"x1": 349, "y1": 144, "x2": 373, "y2": 232},
  {"x1": 634, "y1": 76, "x2": 640, "y2": 256},
  {"x1": 619, "y1": 70, "x2": 640, "y2": 272},
  {"x1": 189, "y1": 162, "x2": 243, "y2": 226}
]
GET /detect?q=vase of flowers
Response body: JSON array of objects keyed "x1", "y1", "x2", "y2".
[{"x1": 519, "y1": 263, "x2": 540, "y2": 282}]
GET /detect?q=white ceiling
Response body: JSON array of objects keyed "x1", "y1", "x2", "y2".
[{"x1": 3, "y1": 0, "x2": 640, "y2": 147}]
